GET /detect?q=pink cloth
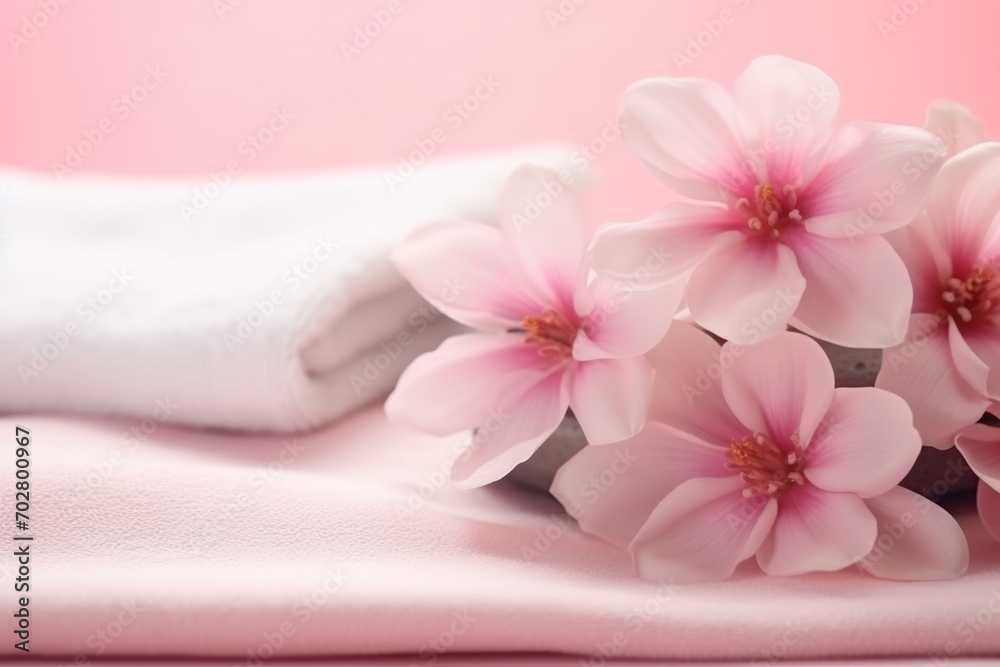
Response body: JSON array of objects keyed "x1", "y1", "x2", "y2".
[
  {"x1": 6, "y1": 661, "x2": 1000, "y2": 666},
  {"x1": 2, "y1": 410, "x2": 1000, "y2": 662}
]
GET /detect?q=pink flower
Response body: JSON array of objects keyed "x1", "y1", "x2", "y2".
[
  {"x1": 892, "y1": 99, "x2": 1000, "y2": 538},
  {"x1": 552, "y1": 322, "x2": 969, "y2": 583},
  {"x1": 875, "y1": 142, "x2": 1000, "y2": 448},
  {"x1": 956, "y1": 423, "x2": 1000, "y2": 543},
  {"x1": 589, "y1": 56, "x2": 946, "y2": 347},
  {"x1": 385, "y1": 165, "x2": 682, "y2": 488},
  {"x1": 925, "y1": 100, "x2": 989, "y2": 159}
]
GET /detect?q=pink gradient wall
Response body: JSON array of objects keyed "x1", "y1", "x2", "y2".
[{"x1": 1, "y1": 0, "x2": 997, "y2": 224}]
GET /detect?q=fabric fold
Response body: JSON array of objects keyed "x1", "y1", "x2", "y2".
[
  {"x1": 1, "y1": 412, "x2": 999, "y2": 661},
  {"x1": 0, "y1": 145, "x2": 585, "y2": 431}
]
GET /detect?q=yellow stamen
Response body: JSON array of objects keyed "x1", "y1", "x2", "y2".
[{"x1": 521, "y1": 309, "x2": 577, "y2": 358}]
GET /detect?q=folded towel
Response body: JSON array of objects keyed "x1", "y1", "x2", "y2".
[
  {"x1": 0, "y1": 146, "x2": 583, "y2": 432},
  {"x1": 2, "y1": 410, "x2": 999, "y2": 662}
]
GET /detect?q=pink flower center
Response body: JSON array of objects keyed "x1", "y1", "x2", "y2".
[
  {"x1": 942, "y1": 267, "x2": 1000, "y2": 325},
  {"x1": 727, "y1": 432, "x2": 806, "y2": 499},
  {"x1": 521, "y1": 309, "x2": 579, "y2": 359},
  {"x1": 735, "y1": 183, "x2": 803, "y2": 239}
]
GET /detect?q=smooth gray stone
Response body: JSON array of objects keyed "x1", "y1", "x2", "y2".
[{"x1": 815, "y1": 339, "x2": 883, "y2": 387}]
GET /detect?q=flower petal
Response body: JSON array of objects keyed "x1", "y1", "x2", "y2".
[
  {"x1": 875, "y1": 315, "x2": 990, "y2": 449},
  {"x1": 803, "y1": 122, "x2": 946, "y2": 238},
  {"x1": 733, "y1": 55, "x2": 840, "y2": 188},
  {"x1": 686, "y1": 237, "x2": 805, "y2": 344},
  {"x1": 551, "y1": 423, "x2": 727, "y2": 548},
  {"x1": 385, "y1": 333, "x2": 559, "y2": 437},
  {"x1": 955, "y1": 422, "x2": 1000, "y2": 491},
  {"x1": 629, "y1": 476, "x2": 778, "y2": 584},
  {"x1": 925, "y1": 100, "x2": 988, "y2": 158},
  {"x1": 619, "y1": 77, "x2": 746, "y2": 201},
  {"x1": 949, "y1": 317, "x2": 990, "y2": 397},
  {"x1": 392, "y1": 221, "x2": 542, "y2": 330},
  {"x1": 570, "y1": 356, "x2": 654, "y2": 445},
  {"x1": 977, "y1": 481, "x2": 1000, "y2": 542},
  {"x1": 644, "y1": 321, "x2": 748, "y2": 447},
  {"x1": 925, "y1": 142, "x2": 1000, "y2": 278},
  {"x1": 573, "y1": 274, "x2": 682, "y2": 361},
  {"x1": 450, "y1": 366, "x2": 570, "y2": 488},
  {"x1": 721, "y1": 332, "x2": 834, "y2": 448},
  {"x1": 496, "y1": 165, "x2": 588, "y2": 314},
  {"x1": 804, "y1": 388, "x2": 921, "y2": 498},
  {"x1": 588, "y1": 203, "x2": 744, "y2": 287},
  {"x1": 855, "y1": 486, "x2": 969, "y2": 581},
  {"x1": 756, "y1": 486, "x2": 877, "y2": 576},
  {"x1": 884, "y1": 212, "x2": 953, "y2": 314},
  {"x1": 783, "y1": 229, "x2": 912, "y2": 347}
]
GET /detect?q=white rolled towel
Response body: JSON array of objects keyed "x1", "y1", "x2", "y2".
[{"x1": 0, "y1": 145, "x2": 586, "y2": 432}]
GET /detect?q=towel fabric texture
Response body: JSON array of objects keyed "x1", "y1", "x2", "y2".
[{"x1": 0, "y1": 145, "x2": 581, "y2": 432}]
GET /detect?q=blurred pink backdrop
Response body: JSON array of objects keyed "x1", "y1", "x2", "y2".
[{"x1": 1, "y1": 0, "x2": 997, "y2": 224}]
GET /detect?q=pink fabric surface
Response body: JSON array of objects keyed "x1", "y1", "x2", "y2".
[
  {"x1": 3, "y1": 410, "x2": 1000, "y2": 662},
  {"x1": 7, "y1": 661, "x2": 1000, "y2": 667},
  {"x1": 6, "y1": 661, "x2": 1000, "y2": 667}
]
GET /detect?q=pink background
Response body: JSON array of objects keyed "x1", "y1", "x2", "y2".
[{"x1": 1, "y1": 0, "x2": 998, "y2": 224}]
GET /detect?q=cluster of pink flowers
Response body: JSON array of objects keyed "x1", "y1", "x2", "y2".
[{"x1": 386, "y1": 56, "x2": 1000, "y2": 583}]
